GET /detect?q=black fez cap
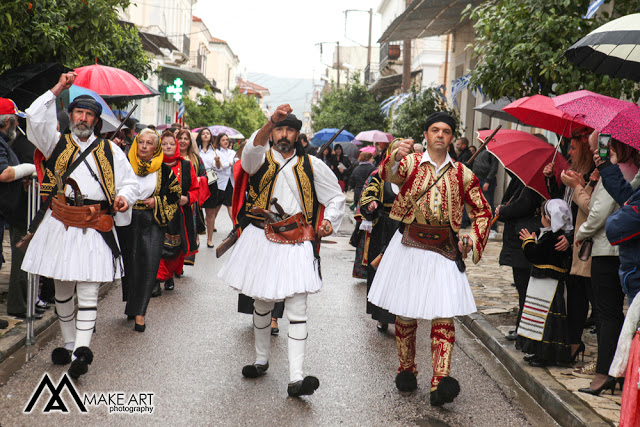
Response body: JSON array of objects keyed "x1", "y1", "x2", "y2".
[
  {"x1": 275, "y1": 114, "x2": 302, "y2": 131},
  {"x1": 423, "y1": 111, "x2": 456, "y2": 134},
  {"x1": 68, "y1": 95, "x2": 102, "y2": 117}
]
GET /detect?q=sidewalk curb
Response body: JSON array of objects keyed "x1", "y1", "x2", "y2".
[
  {"x1": 0, "y1": 282, "x2": 113, "y2": 366},
  {"x1": 460, "y1": 313, "x2": 611, "y2": 427}
]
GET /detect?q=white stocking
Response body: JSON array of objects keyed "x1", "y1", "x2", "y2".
[
  {"x1": 286, "y1": 293, "x2": 308, "y2": 383},
  {"x1": 54, "y1": 280, "x2": 76, "y2": 347},
  {"x1": 253, "y1": 299, "x2": 275, "y2": 365},
  {"x1": 74, "y1": 282, "x2": 99, "y2": 352}
]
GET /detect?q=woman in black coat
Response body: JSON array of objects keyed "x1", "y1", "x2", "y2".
[{"x1": 330, "y1": 144, "x2": 352, "y2": 191}]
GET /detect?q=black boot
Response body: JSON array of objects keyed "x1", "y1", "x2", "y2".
[
  {"x1": 242, "y1": 362, "x2": 269, "y2": 378},
  {"x1": 395, "y1": 370, "x2": 418, "y2": 392},
  {"x1": 51, "y1": 347, "x2": 72, "y2": 365},
  {"x1": 164, "y1": 278, "x2": 174, "y2": 291},
  {"x1": 151, "y1": 280, "x2": 162, "y2": 297}
]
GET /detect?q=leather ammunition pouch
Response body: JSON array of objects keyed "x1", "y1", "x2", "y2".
[
  {"x1": 262, "y1": 212, "x2": 316, "y2": 245},
  {"x1": 401, "y1": 222, "x2": 460, "y2": 261},
  {"x1": 51, "y1": 195, "x2": 114, "y2": 233}
]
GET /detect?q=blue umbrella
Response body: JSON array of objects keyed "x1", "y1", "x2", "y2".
[
  {"x1": 310, "y1": 128, "x2": 355, "y2": 147},
  {"x1": 58, "y1": 85, "x2": 123, "y2": 133}
]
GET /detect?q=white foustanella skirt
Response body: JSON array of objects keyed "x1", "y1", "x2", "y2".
[
  {"x1": 367, "y1": 231, "x2": 477, "y2": 320},
  {"x1": 21, "y1": 211, "x2": 123, "y2": 282},
  {"x1": 218, "y1": 224, "x2": 322, "y2": 301}
]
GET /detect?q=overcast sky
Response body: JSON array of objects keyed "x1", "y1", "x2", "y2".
[{"x1": 193, "y1": 1, "x2": 382, "y2": 80}]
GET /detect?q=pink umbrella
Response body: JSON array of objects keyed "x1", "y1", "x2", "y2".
[
  {"x1": 503, "y1": 95, "x2": 583, "y2": 138},
  {"x1": 553, "y1": 90, "x2": 640, "y2": 150},
  {"x1": 355, "y1": 130, "x2": 394, "y2": 144},
  {"x1": 359, "y1": 146, "x2": 377, "y2": 154}
]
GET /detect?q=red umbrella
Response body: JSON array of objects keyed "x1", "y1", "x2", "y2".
[
  {"x1": 553, "y1": 90, "x2": 640, "y2": 150},
  {"x1": 478, "y1": 129, "x2": 570, "y2": 200},
  {"x1": 73, "y1": 63, "x2": 154, "y2": 100},
  {"x1": 503, "y1": 95, "x2": 583, "y2": 138}
]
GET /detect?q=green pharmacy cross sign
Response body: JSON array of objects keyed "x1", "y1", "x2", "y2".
[{"x1": 166, "y1": 78, "x2": 184, "y2": 102}]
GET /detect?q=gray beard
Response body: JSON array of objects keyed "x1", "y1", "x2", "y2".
[
  {"x1": 70, "y1": 121, "x2": 94, "y2": 139},
  {"x1": 5, "y1": 127, "x2": 16, "y2": 143},
  {"x1": 275, "y1": 141, "x2": 294, "y2": 153}
]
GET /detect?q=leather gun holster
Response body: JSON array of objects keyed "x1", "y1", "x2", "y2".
[
  {"x1": 51, "y1": 195, "x2": 114, "y2": 233},
  {"x1": 264, "y1": 212, "x2": 316, "y2": 244}
]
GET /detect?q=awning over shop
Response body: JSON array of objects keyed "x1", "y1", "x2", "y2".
[
  {"x1": 378, "y1": 0, "x2": 485, "y2": 43},
  {"x1": 158, "y1": 64, "x2": 216, "y2": 90}
]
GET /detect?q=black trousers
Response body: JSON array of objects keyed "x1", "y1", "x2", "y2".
[
  {"x1": 117, "y1": 210, "x2": 164, "y2": 316},
  {"x1": 513, "y1": 267, "x2": 530, "y2": 328},
  {"x1": 591, "y1": 256, "x2": 625, "y2": 376},
  {"x1": 566, "y1": 274, "x2": 590, "y2": 345}
]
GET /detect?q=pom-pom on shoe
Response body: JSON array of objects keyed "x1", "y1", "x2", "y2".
[
  {"x1": 395, "y1": 370, "x2": 418, "y2": 392},
  {"x1": 51, "y1": 347, "x2": 72, "y2": 365},
  {"x1": 287, "y1": 376, "x2": 320, "y2": 397},
  {"x1": 430, "y1": 376, "x2": 460, "y2": 406},
  {"x1": 68, "y1": 347, "x2": 93, "y2": 379},
  {"x1": 241, "y1": 362, "x2": 269, "y2": 378}
]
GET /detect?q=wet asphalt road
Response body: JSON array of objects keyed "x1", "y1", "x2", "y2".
[{"x1": 0, "y1": 213, "x2": 550, "y2": 426}]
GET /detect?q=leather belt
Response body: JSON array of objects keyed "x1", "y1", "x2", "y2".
[
  {"x1": 400, "y1": 222, "x2": 460, "y2": 261},
  {"x1": 257, "y1": 212, "x2": 316, "y2": 245},
  {"x1": 51, "y1": 195, "x2": 114, "y2": 233}
]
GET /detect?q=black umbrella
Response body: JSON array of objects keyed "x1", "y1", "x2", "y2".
[
  {"x1": 0, "y1": 63, "x2": 71, "y2": 109},
  {"x1": 565, "y1": 13, "x2": 640, "y2": 82},
  {"x1": 473, "y1": 97, "x2": 522, "y2": 124}
]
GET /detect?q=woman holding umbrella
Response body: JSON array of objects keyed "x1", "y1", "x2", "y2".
[
  {"x1": 117, "y1": 129, "x2": 181, "y2": 331},
  {"x1": 210, "y1": 133, "x2": 236, "y2": 231}
]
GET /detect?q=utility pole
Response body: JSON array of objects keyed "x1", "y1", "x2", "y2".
[
  {"x1": 402, "y1": 0, "x2": 412, "y2": 93},
  {"x1": 367, "y1": 8, "x2": 373, "y2": 71},
  {"x1": 337, "y1": 41, "x2": 340, "y2": 88}
]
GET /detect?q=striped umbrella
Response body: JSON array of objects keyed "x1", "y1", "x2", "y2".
[{"x1": 565, "y1": 13, "x2": 640, "y2": 82}]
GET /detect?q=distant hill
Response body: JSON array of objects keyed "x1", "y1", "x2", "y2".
[{"x1": 246, "y1": 72, "x2": 314, "y2": 119}]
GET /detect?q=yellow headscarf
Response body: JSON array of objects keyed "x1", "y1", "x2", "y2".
[{"x1": 128, "y1": 132, "x2": 163, "y2": 176}]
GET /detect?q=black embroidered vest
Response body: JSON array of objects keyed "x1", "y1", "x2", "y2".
[
  {"x1": 40, "y1": 133, "x2": 116, "y2": 203},
  {"x1": 239, "y1": 150, "x2": 320, "y2": 229}
]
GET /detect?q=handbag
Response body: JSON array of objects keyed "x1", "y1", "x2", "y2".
[
  {"x1": 578, "y1": 238, "x2": 593, "y2": 261},
  {"x1": 205, "y1": 168, "x2": 218, "y2": 185},
  {"x1": 162, "y1": 233, "x2": 182, "y2": 259}
]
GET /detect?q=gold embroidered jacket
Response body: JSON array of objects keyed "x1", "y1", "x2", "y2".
[
  {"x1": 380, "y1": 150, "x2": 492, "y2": 263},
  {"x1": 133, "y1": 163, "x2": 181, "y2": 226}
]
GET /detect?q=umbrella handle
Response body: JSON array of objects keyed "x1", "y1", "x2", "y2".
[
  {"x1": 469, "y1": 124, "x2": 502, "y2": 165},
  {"x1": 316, "y1": 126, "x2": 346, "y2": 158}
]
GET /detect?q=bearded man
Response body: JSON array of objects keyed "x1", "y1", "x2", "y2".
[
  {"x1": 367, "y1": 112, "x2": 491, "y2": 406},
  {"x1": 22, "y1": 72, "x2": 138, "y2": 379},
  {"x1": 218, "y1": 104, "x2": 345, "y2": 397}
]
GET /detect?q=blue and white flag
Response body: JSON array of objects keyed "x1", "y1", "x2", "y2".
[
  {"x1": 177, "y1": 101, "x2": 185, "y2": 119},
  {"x1": 584, "y1": 0, "x2": 605, "y2": 19},
  {"x1": 450, "y1": 74, "x2": 471, "y2": 108}
]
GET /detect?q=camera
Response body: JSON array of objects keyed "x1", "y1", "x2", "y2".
[{"x1": 598, "y1": 133, "x2": 611, "y2": 159}]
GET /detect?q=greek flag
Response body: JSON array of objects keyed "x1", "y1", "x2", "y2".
[
  {"x1": 584, "y1": 0, "x2": 604, "y2": 19},
  {"x1": 450, "y1": 74, "x2": 471, "y2": 108},
  {"x1": 177, "y1": 101, "x2": 185, "y2": 119}
]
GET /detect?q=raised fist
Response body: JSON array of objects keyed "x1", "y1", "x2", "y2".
[
  {"x1": 270, "y1": 104, "x2": 293, "y2": 124},
  {"x1": 394, "y1": 139, "x2": 414, "y2": 161}
]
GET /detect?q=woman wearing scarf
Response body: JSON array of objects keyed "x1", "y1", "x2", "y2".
[
  {"x1": 154, "y1": 130, "x2": 200, "y2": 295},
  {"x1": 177, "y1": 129, "x2": 206, "y2": 266},
  {"x1": 117, "y1": 129, "x2": 181, "y2": 332}
]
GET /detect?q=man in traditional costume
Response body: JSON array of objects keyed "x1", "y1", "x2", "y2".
[
  {"x1": 367, "y1": 112, "x2": 491, "y2": 406},
  {"x1": 218, "y1": 104, "x2": 345, "y2": 397},
  {"x1": 22, "y1": 72, "x2": 138, "y2": 379}
]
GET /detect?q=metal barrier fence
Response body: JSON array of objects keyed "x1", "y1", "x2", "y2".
[{"x1": 25, "y1": 172, "x2": 40, "y2": 345}]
